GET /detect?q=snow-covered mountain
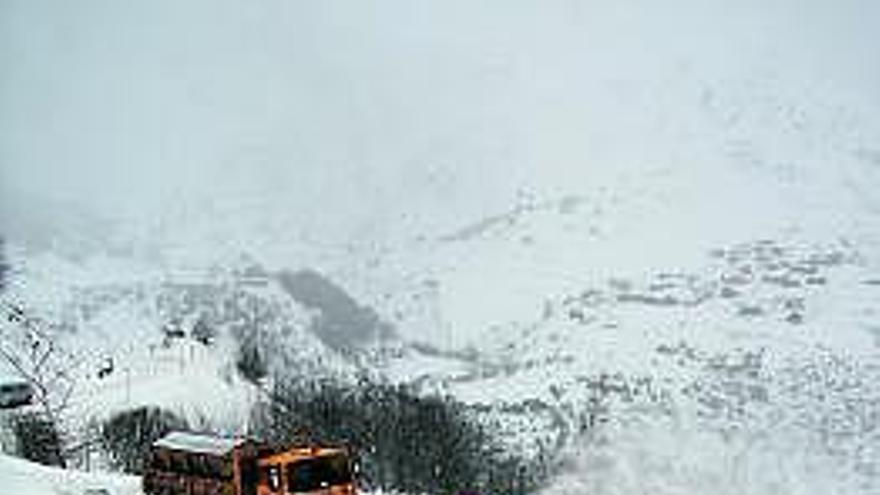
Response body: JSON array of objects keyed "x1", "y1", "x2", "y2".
[{"x1": 3, "y1": 1, "x2": 880, "y2": 494}]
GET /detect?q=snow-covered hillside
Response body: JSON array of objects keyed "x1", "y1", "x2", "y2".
[{"x1": 2, "y1": 0, "x2": 880, "y2": 494}]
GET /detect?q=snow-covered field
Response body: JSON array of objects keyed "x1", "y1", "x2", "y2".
[
  {"x1": 2, "y1": 0, "x2": 880, "y2": 494},
  {"x1": 0, "y1": 453, "x2": 140, "y2": 495}
]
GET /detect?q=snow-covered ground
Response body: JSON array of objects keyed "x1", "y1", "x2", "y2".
[
  {"x1": 0, "y1": 453, "x2": 140, "y2": 495},
  {"x1": 3, "y1": 0, "x2": 880, "y2": 494}
]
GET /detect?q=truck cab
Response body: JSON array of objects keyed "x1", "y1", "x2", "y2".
[{"x1": 257, "y1": 446, "x2": 356, "y2": 495}]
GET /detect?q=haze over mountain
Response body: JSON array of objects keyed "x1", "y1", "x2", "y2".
[
  {"x1": 2, "y1": 2, "x2": 880, "y2": 494},
  {"x1": 3, "y1": 0, "x2": 879, "y2": 262}
]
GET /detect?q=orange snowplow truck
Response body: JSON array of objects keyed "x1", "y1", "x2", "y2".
[{"x1": 143, "y1": 431, "x2": 357, "y2": 495}]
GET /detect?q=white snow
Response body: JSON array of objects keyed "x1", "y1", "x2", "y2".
[
  {"x1": 0, "y1": 453, "x2": 141, "y2": 495},
  {"x1": 2, "y1": 1, "x2": 880, "y2": 494},
  {"x1": 153, "y1": 431, "x2": 244, "y2": 457}
]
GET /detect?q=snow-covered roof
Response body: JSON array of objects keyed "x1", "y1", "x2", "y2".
[{"x1": 153, "y1": 431, "x2": 246, "y2": 456}]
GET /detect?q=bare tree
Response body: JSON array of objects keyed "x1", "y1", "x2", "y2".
[{"x1": 1, "y1": 299, "x2": 80, "y2": 466}]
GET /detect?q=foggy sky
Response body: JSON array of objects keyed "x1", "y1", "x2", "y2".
[{"x1": 2, "y1": 1, "x2": 879, "y2": 256}]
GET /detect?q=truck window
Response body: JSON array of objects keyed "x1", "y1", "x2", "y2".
[{"x1": 287, "y1": 454, "x2": 352, "y2": 492}]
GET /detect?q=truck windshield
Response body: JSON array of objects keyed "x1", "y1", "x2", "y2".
[{"x1": 287, "y1": 454, "x2": 352, "y2": 492}]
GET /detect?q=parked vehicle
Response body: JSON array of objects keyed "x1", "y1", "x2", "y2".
[
  {"x1": 0, "y1": 381, "x2": 33, "y2": 409},
  {"x1": 143, "y1": 431, "x2": 357, "y2": 495}
]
